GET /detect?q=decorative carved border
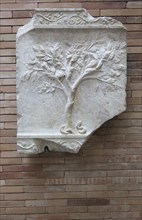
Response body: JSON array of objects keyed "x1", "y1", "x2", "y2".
[{"x1": 17, "y1": 9, "x2": 126, "y2": 39}]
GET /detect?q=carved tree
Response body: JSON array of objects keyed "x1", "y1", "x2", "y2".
[{"x1": 22, "y1": 39, "x2": 125, "y2": 134}]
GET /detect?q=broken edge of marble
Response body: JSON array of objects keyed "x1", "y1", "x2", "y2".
[
  {"x1": 16, "y1": 8, "x2": 127, "y2": 154},
  {"x1": 17, "y1": 8, "x2": 126, "y2": 39}
]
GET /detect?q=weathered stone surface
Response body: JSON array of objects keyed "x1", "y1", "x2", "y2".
[{"x1": 16, "y1": 8, "x2": 127, "y2": 154}]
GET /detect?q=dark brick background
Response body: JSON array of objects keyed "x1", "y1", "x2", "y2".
[{"x1": 0, "y1": 0, "x2": 142, "y2": 219}]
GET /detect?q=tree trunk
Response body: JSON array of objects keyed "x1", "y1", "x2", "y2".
[
  {"x1": 60, "y1": 75, "x2": 82, "y2": 134},
  {"x1": 65, "y1": 89, "x2": 76, "y2": 132},
  {"x1": 64, "y1": 75, "x2": 82, "y2": 133}
]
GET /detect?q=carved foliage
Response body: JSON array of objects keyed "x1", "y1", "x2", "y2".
[
  {"x1": 33, "y1": 10, "x2": 124, "y2": 27},
  {"x1": 21, "y1": 37, "x2": 126, "y2": 134}
]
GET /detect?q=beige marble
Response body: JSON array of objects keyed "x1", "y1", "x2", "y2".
[{"x1": 16, "y1": 9, "x2": 127, "y2": 153}]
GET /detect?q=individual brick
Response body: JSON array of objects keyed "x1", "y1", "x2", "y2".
[
  {"x1": 127, "y1": 39, "x2": 142, "y2": 46},
  {"x1": 0, "y1": 27, "x2": 12, "y2": 34},
  {"x1": 125, "y1": 24, "x2": 142, "y2": 32},
  {"x1": 65, "y1": 170, "x2": 107, "y2": 178},
  {"x1": 4, "y1": 93, "x2": 16, "y2": 100},
  {"x1": 1, "y1": 18, "x2": 29, "y2": 26},
  {"x1": 127, "y1": 47, "x2": 142, "y2": 53},
  {"x1": 1, "y1": 101, "x2": 16, "y2": 107},
  {"x1": 2, "y1": 165, "x2": 23, "y2": 172},
  {"x1": 5, "y1": 193, "x2": 44, "y2": 201},
  {"x1": 1, "y1": 171, "x2": 22, "y2": 179},
  {"x1": 0, "y1": 3, "x2": 37, "y2": 10},
  {"x1": 0, "y1": 42, "x2": 15, "y2": 49},
  {"x1": 0, "y1": 208, "x2": 6, "y2": 215},
  {"x1": 5, "y1": 179, "x2": 45, "y2": 186},
  {"x1": 0, "y1": 143, "x2": 16, "y2": 151},
  {"x1": 38, "y1": 2, "x2": 82, "y2": 8},
  {"x1": 25, "y1": 199, "x2": 67, "y2": 207},
  {"x1": 23, "y1": 186, "x2": 46, "y2": 193},
  {"x1": 127, "y1": 1, "x2": 142, "y2": 9},
  {"x1": 0, "y1": 137, "x2": 16, "y2": 144},
  {"x1": 69, "y1": 212, "x2": 111, "y2": 219},
  {"x1": 83, "y1": 1, "x2": 126, "y2": 9},
  {"x1": 108, "y1": 183, "x2": 141, "y2": 191},
  {"x1": 44, "y1": 191, "x2": 86, "y2": 199},
  {"x1": 4, "y1": 122, "x2": 17, "y2": 129},
  {"x1": 1, "y1": 115, "x2": 16, "y2": 122},
  {"x1": 0, "y1": 34, "x2": 16, "y2": 41},
  {"x1": 3, "y1": 107, "x2": 16, "y2": 114},
  {"x1": 126, "y1": 16, "x2": 142, "y2": 24},
  {"x1": 0, "y1": 0, "x2": 16, "y2": 2},
  {"x1": 1, "y1": 151, "x2": 20, "y2": 159},
  {"x1": 0, "y1": 57, "x2": 15, "y2": 64},
  {"x1": 22, "y1": 157, "x2": 64, "y2": 164},
  {"x1": 0, "y1": 201, "x2": 25, "y2": 208},
  {"x1": 6, "y1": 207, "x2": 46, "y2": 214},
  {"x1": 46, "y1": 206, "x2": 87, "y2": 213},
  {"x1": 100, "y1": 9, "x2": 142, "y2": 16},
  {"x1": 0, "y1": 186, "x2": 23, "y2": 193},
  {"x1": 0, "y1": 158, "x2": 21, "y2": 165},
  {"x1": 12, "y1": 10, "x2": 33, "y2": 18},
  {"x1": 0, "y1": 48, "x2": 16, "y2": 56},
  {"x1": 67, "y1": 198, "x2": 110, "y2": 206},
  {"x1": 0, "y1": 215, "x2": 25, "y2": 220},
  {"x1": 0, "y1": 11, "x2": 12, "y2": 18},
  {"x1": 132, "y1": 91, "x2": 142, "y2": 97},
  {"x1": 22, "y1": 171, "x2": 64, "y2": 179},
  {"x1": 0, "y1": 129, "x2": 16, "y2": 137}
]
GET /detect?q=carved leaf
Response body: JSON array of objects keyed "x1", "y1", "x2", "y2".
[
  {"x1": 36, "y1": 82, "x2": 55, "y2": 94},
  {"x1": 22, "y1": 71, "x2": 33, "y2": 81},
  {"x1": 33, "y1": 45, "x2": 39, "y2": 52}
]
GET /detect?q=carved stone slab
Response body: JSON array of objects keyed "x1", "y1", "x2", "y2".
[{"x1": 16, "y1": 8, "x2": 127, "y2": 154}]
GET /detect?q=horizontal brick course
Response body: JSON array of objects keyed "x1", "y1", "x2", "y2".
[
  {"x1": 126, "y1": 1, "x2": 142, "y2": 9},
  {"x1": 5, "y1": 193, "x2": 44, "y2": 201},
  {"x1": 0, "y1": 186, "x2": 23, "y2": 193},
  {"x1": 6, "y1": 207, "x2": 46, "y2": 214},
  {"x1": 38, "y1": 2, "x2": 82, "y2": 8},
  {"x1": 0, "y1": 11, "x2": 12, "y2": 18},
  {"x1": 0, "y1": 34, "x2": 16, "y2": 41},
  {"x1": 0, "y1": 215, "x2": 26, "y2": 220},
  {"x1": 1, "y1": 18, "x2": 30, "y2": 26},
  {"x1": 12, "y1": 10, "x2": 33, "y2": 18},
  {"x1": 0, "y1": 27, "x2": 12, "y2": 34},
  {"x1": 101, "y1": 9, "x2": 142, "y2": 16},
  {"x1": 0, "y1": 3, "x2": 37, "y2": 10},
  {"x1": 83, "y1": 1, "x2": 126, "y2": 9},
  {"x1": 0, "y1": 42, "x2": 16, "y2": 49},
  {"x1": 67, "y1": 198, "x2": 110, "y2": 206}
]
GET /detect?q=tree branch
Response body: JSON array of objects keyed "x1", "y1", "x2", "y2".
[
  {"x1": 82, "y1": 76, "x2": 122, "y2": 88},
  {"x1": 45, "y1": 73, "x2": 69, "y2": 98},
  {"x1": 82, "y1": 58, "x2": 103, "y2": 79},
  {"x1": 71, "y1": 56, "x2": 104, "y2": 91}
]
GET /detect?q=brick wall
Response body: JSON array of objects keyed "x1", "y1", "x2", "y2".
[{"x1": 0, "y1": 0, "x2": 142, "y2": 219}]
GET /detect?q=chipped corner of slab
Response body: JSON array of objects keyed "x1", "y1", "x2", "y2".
[{"x1": 16, "y1": 8, "x2": 127, "y2": 154}]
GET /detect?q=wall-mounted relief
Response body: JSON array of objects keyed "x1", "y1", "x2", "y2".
[{"x1": 16, "y1": 8, "x2": 127, "y2": 154}]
